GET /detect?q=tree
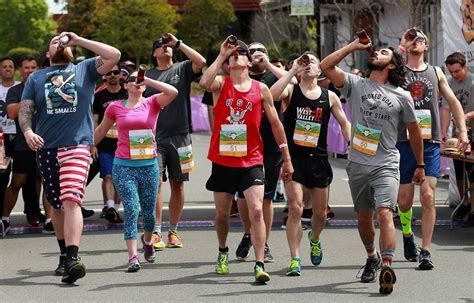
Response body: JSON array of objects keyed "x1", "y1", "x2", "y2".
[
  {"x1": 92, "y1": 0, "x2": 179, "y2": 64},
  {"x1": 0, "y1": 0, "x2": 56, "y2": 56},
  {"x1": 57, "y1": 0, "x2": 99, "y2": 38},
  {"x1": 178, "y1": 0, "x2": 236, "y2": 59}
]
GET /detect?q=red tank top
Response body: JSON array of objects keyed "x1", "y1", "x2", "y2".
[{"x1": 208, "y1": 76, "x2": 264, "y2": 167}]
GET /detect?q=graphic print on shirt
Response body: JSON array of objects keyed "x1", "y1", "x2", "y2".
[
  {"x1": 294, "y1": 106, "x2": 322, "y2": 147},
  {"x1": 219, "y1": 98, "x2": 253, "y2": 157},
  {"x1": 403, "y1": 75, "x2": 434, "y2": 108},
  {"x1": 44, "y1": 70, "x2": 77, "y2": 114}
]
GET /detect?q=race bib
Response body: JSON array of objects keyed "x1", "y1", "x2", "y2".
[
  {"x1": 178, "y1": 145, "x2": 194, "y2": 174},
  {"x1": 105, "y1": 123, "x2": 118, "y2": 139},
  {"x1": 407, "y1": 109, "x2": 431, "y2": 140},
  {"x1": 129, "y1": 129, "x2": 154, "y2": 160},
  {"x1": 352, "y1": 124, "x2": 382, "y2": 156},
  {"x1": 293, "y1": 120, "x2": 320, "y2": 147},
  {"x1": 219, "y1": 124, "x2": 247, "y2": 157}
]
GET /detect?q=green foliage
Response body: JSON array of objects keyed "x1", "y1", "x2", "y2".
[
  {"x1": 178, "y1": 0, "x2": 236, "y2": 58},
  {"x1": 6, "y1": 47, "x2": 39, "y2": 65},
  {"x1": 0, "y1": 0, "x2": 56, "y2": 55},
  {"x1": 57, "y1": 0, "x2": 98, "y2": 37},
  {"x1": 92, "y1": 0, "x2": 179, "y2": 64}
]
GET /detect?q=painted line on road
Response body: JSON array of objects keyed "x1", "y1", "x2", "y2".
[{"x1": 4, "y1": 219, "x2": 461, "y2": 236}]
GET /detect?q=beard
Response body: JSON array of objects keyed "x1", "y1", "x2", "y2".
[
  {"x1": 367, "y1": 60, "x2": 389, "y2": 71},
  {"x1": 50, "y1": 50, "x2": 74, "y2": 64},
  {"x1": 250, "y1": 63, "x2": 265, "y2": 74}
]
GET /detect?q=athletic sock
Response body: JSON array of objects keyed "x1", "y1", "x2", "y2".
[
  {"x1": 153, "y1": 224, "x2": 162, "y2": 235},
  {"x1": 255, "y1": 261, "x2": 265, "y2": 269},
  {"x1": 106, "y1": 200, "x2": 114, "y2": 209},
  {"x1": 66, "y1": 245, "x2": 79, "y2": 260},
  {"x1": 219, "y1": 246, "x2": 229, "y2": 253},
  {"x1": 114, "y1": 203, "x2": 120, "y2": 211},
  {"x1": 169, "y1": 224, "x2": 178, "y2": 233},
  {"x1": 1, "y1": 216, "x2": 9, "y2": 222},
  {"x1": 364, "y1": 242, "x2": 377, "y2": 258},
  {"x1": 398, "y1": 207, "x2": 413, "y2": 235},
  {"x1": 381, "y1": 249, "x2": 395, "y2": 266},
  {"x1": 58, "y1": 239, "x2": 66, "y2": 255}
]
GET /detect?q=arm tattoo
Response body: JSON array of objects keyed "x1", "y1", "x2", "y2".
[
  {"x1": 95, "y1": 57, "x2": 105, "y2": 69},
  {"x1": 19, "y1": 100, "x2": 35, "y2": 133}
]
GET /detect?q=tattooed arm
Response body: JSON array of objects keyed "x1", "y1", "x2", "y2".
[{"x1": 19, "y1": 99, "x2": 44, "y2": 151}]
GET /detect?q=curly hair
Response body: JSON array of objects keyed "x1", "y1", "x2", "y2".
[{"x1": 387, "y1": 47, "x2": 406, "y2": 87}]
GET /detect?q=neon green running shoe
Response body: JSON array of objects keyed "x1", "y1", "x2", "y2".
[
  {"x1": 215, "y1": 252, "x2": 230, "y2": 275},
  {"x1": 254, "y1": 264, "x2": 270, "y2": 283},
  {"x1": 152, "y1": 232, "x2": 165, "y2": 251},
  {"x1": 286, "y1": 257, "x2": 301, "y2": 276},
  {"x1": 308, "y1": 229, "x2": 323, "y2": 265}
]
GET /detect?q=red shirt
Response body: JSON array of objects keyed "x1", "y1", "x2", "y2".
[{"x1": 208, "y1": 76, "x2": 263, "y2": 167}]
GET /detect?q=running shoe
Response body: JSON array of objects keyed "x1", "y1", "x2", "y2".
[
  {"x1": 105, "y1": 207, "x2": 123, "y2": 224},
  {"x1": 81, "y1": 207, "x2": 94, "y2": 218},
  {"x1": 379, "y1": 265, "x2": 396, "y2": 294},
  {"x1": 1, "y1": 220, "x2": 10, "y2": 238},
  {"x1": 264, "y1": 244, "x2": 275, "y2": 263},
  {"x1": 100, "y1": 206, "x2": 109, "y2": 218},
  {"x1": 127, "y1": 255, "x2": 141, "y2": 273},
  {"x1": 141, "y1": 234, "x2": 157, "y2": 262},
  {"x1": 43, "y1": 221, "x2": 55, "y2": 234},
  {"x1": 61, "y1": 256, "x2": 86, "y2": 284},
  {"x1": 152, "y1": 232, "x2": 165, "y2": 251},
  {"x1": 286, "y1": 257, "x2": 301, "y2": 276},
  {"x1": 357, "y1": 252, "x2": 382, "y2": 283},
  {"x1": 167, "y1": 231, "x2": 183, "y2": 248},
  {"x1": 236, "y1": 233, "x2": 252, "y2": 260},
  {"x1": 301, "y1": 208, "x2": 312, "y2": 222},
  {"x1": 463, "y1": 213, "x2": 474, "y2": 227},
  {"x1": 308, "y1": 229, "x2": 323, "y2": 265},
  {"x1": 418, "y1": 249, "x2": 434, "y2": 270},
  {"x1": 55, "y1": 254, "x2": 67, "y2": 276},
  {"x1": 454, "y1": 204, "x2": 471, "y2": 220},
  {"x1": 274, "y1": 192, "x2": 285, "y2": 202},
  {"x1": 254, "y1": 264, "x2": 270, "y2": 283},
  {"x1": 402, "y1": 233, "x2": 419, "y2": 262},
  {"x1": 215, "y1": 252, "x2": 229, "y2": 274},
  {"x1": 326, "y1": 206, "x2": 335, "y2": 219},
  {"x1": 27, "y1": 214, "x2": 40, "y2": 226}
]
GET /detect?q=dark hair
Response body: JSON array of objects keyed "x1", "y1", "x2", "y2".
[
  {"x1": 387, "y1": 47, "x2": 405, "y2": 87},
  {"x1": 0, "y1": 56, "x2": 14, "y2": 65},
  {"x1": 445, "y1": 52, "x2": 466, "y2": 67},
  {"x1": 19, "y1": 55, "x2": 37, "y2": 67},
  {"x1": 270, "y1": 57, "x2": 285, "y2": 65}
]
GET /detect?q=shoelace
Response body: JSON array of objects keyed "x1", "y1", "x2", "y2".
[
  {"x1": 310, "y1": 241, "x2": 321, "y2": 256},
  {"x1": 356, "y1": 258, "x2": 379, "y2": 279},
  {"x1": 289, "y1": 259, "x2": 300, "y2": 270}
]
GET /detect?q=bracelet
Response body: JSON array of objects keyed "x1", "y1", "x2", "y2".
[
  {"x1": 416, "y1": 164, "x2": 425, "y2": 168},
  {"x1": 279, "y1": 143, "x2": 288, "y2": 149},
  {"x1": 175, "y1": 40, "x2": 182, "y2": 49},
  {"x1": 398, "y1": 45, "x2": 407, "y2": 53}
]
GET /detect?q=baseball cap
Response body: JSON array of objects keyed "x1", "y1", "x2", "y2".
[
  {"x1": 152, "y1": 38, "x2": 164, "y2": 52},
  {"x1": 236, "y1": 40, "x2": 251, "y2": 61},
  {"x1": 444, "y1": 138, "x2": 460, "y2": 152}
]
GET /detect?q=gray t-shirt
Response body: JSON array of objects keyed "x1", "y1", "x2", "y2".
[
  {"x1": 144, "y1": 60, "x2": 199, "y2": 139},
  {"x1": 339, "y1": 73, "x2": 417, "y2": 168},
  {"x1": 443, "y1": 73, "x2": 474, "y2": 132}
]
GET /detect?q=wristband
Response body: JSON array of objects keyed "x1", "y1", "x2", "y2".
[
  {"x1": 398, "y1": 45, "x2": 407, "y2": 53},
  {"x1": 279, "y1": 143, "x2": 288, "y2": 149},
  {"x1": 175, "y1": 40, "x2": 182, "y2": 49},
  {"x1": 416, "y1": 164, "x2": 425, "y2": 169}
]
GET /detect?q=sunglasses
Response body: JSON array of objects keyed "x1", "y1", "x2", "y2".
[
  {"x1": 238, "y1": 50, "x2": 249, "y2": 56},
  {"x1": 125, "y1": 76, "x2": 137, "y2": 83},
  {"x1": 249, "y1": 48, "x2": 267, "y2": 55},
  {"x1": 106, "y1": 70, "x2": 120, "y2": 76}
]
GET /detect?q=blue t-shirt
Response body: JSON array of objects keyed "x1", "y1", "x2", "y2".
[{"x1": 22, "y1": 58, "x2": 101, "y2": 148}]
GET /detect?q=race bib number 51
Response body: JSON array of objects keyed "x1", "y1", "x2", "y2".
[{"x1": 219, "y1": 124, "x2": 247, "y2": 157}]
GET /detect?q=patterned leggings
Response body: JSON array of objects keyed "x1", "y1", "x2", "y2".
[{"x1": 112, "y1": 163, "x2": 159, "y2": 240}]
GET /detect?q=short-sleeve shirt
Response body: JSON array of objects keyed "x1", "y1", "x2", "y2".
[
  {"x1": 93, "y1": 87, "x2": 128, "y2": 153},
  {"x1": 144, "y1": 60, "x2": 200, "y2": 139},
  {"x1": 0, "y1": 81, "x2": 20, "y2": 134},
  {"x1": 443, "y1": 73, "x2": 474, "y2": 132},
  {"x1": 21, "y1": 58, "x2": 101, "y2": 149},
  {"x1": 104, "y1": 96, "x2": 161, "y2": 160},
  {"x1": 6, "y1": 82, "x2": 32, "y2": 151},
  {"x1": 339, "y1": 73, "x2": 417, "y2": 168}
]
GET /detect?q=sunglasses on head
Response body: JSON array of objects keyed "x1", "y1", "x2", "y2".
[
  {"x1": 249, "y1": 48, "x2": 267, "y2": 55},
  {"x1": 106, "y1": 70, "x2": 120, "y2": 76}
]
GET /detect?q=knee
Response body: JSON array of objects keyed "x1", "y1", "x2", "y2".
[
  {"x1": 420, "y1": 191, "x2": 435, "y2": 207},
  {"x1": 215, "y1": 210, "x2": 229, "y2": 224},
  {"x1": 62, "y1": 200, "x2": 80, "y2": 211},
  {"x1": 377, "y1": 209, "x2": 394, "y2": 226},
  {"x1": 249, "y1": 207, "x2": 263, "y2": 222},
  {"x1": 288, "y1": 202, "x2": 303, "y2": 218}
]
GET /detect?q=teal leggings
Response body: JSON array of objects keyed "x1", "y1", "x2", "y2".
[{"x1": 112, "y1": 163, "x2": 159, "y2": 240}]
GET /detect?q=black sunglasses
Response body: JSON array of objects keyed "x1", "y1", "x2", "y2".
[
  {"x1": 125, "y1": 76, "x2": 137, "y2": 83},
  {"x1": 249, "y1": 48, "x2": 267, "y2": 55},
  {"x1": 238, "y1": 50, "x2": 249, "y2": 56},
  {"x1": 106, "y1": 70, "x2": 120, "y2": 76}
]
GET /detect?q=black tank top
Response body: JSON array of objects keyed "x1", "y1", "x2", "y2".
[{"x1": 283, "y1": 85, "x2": 330, "y2": 156}]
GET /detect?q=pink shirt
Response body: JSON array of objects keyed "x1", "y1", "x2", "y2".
[{"x1": 104, "y1": 96, "x2": 161, "y2": 159}]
